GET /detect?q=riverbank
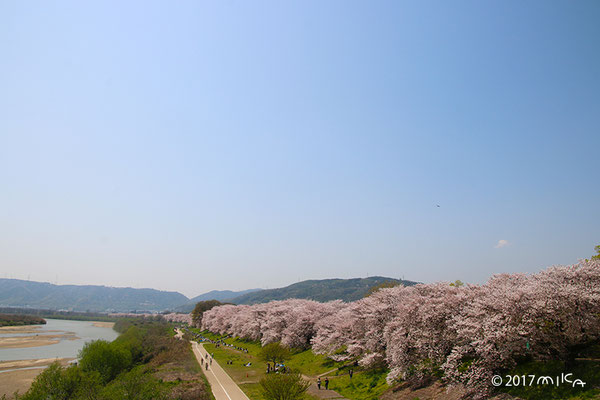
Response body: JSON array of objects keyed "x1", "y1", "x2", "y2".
[
  {"x1": 0, "y1": 358, "x2": 74, "y2": 398},
  {"x1": 0, "y1": 314, "x2": 46, "y2": 327},
  {"x1": 0, "y1": 319, "x2": 119, "y2": 399}
]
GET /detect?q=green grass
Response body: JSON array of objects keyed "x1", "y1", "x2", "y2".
[
  {"x1": 238, "y1": 382, "x2": 265, "y2": 400},
  {"x1": 237, "y1": 382, "x2": 320, "y2": 400},
  {"x1": 326, "y1": 368, "x2": 389, "y2": 400},
  {"x1": 287, "y1": 348, "x2": 342, "y2": 376},
  {"x1": 193, "y1": 329, "x2": 343, "y2": 377},
  {"x1": 203, "y1": 342, "x2": 264, "y2": 383}
]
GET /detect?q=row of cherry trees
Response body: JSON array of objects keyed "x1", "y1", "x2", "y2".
[
  {"x1": 201, "y1": 260, "x2": 600, "y2": 397},
  {"x1": 109, "y1": 312, "x2": 192, "y2": 325}
]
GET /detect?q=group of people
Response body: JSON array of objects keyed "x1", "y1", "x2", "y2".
[
  {"x1": 316, "y1": 368, "x2": 353, "y2": 391},
  {"x1": 199, "y1": 352, "x2": 213, "y2": 371},
  {"x1": 316, "y1": 377, "x2": 329, "y2": 390},
  {"x1": 182, "y1": 327, "x2": 249, "y2": 354},
  {"x1": 212, "y1": 338, "x2": 249, "y2": 353},
  {"x1": 265, "y1": 362, "x2": 288, "y2": 374}
]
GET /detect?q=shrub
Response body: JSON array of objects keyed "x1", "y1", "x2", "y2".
[{"x1": 259, "y1": 372, "x2": 310, "y2": 400}]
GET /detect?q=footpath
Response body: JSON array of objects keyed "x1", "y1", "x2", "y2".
[
  {"x1": 192, "y1": 341, "x2": 251, "y2": 400},
  {"x1": 304, "y1": 369, "x2": 349, "y2": 400},
  {"x1": 178, "y1": 328, "x2": 347, "y2": 400}
]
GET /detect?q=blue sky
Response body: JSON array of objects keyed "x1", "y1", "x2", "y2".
[{"x1": 1, "y1": 1, "x2": 599, "y2": 297}]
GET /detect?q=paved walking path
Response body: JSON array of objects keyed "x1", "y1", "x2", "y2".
[
  {"x1": 191, "y1": 341, "x2": 250, "y2": 400},
  {"x1": 303, "y1": 373, "x2": 349, "y2": 400},
  {"x1": 178, "y1": 329, "x2": 347, "y2": 400}
]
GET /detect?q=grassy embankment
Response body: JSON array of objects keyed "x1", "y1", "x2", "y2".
[{"x1": 189, "y1": 328, "x2": 389, "y2": 400}]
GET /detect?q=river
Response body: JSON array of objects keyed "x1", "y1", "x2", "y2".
[{"x1": 0, "y1": 318, "x2": 119, "y2": 362}]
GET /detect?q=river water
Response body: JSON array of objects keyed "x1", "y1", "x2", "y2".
[{"x1": 0, "y1": 319, "x2": 119, "y2": 362}]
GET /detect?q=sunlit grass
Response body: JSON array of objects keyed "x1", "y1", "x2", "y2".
[{"x1": 326, "y1": 367, "x2": 389, "y2": 400}]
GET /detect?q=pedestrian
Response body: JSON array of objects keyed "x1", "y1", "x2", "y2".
[
  {"x1": 317, "y1": 377, "x2": 321, "y2": 390},
  {"x1": 349, "y1": 369, "x2": 353, "y2": 379},
  {"x1": 325, "y1": 377, "x2": 329, "y2": 390}
]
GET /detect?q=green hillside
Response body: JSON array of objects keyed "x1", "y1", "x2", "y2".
[
  {"x1": 175, "y1": 288, "x2": 262, "y2": 312},
  {"x1": 228, "y1": 276, "x2": 418, "y2": 304}
]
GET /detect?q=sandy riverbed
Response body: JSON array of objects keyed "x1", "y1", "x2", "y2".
[
  {"x1": 0, "y1": 325, "x2": 44, "y2": 334},
  {"x1": 0, "y1": 333, "x2": 79, "y2": 349},
  {"x1": 0, "y1": 320, "x2": 116, "y2": 398},
  {"x1": 92, "y1": 321, "x2": 115, "y2": 328},
  {"x1": 0, "y1": 358, "x2": 75, "y2": 398}
]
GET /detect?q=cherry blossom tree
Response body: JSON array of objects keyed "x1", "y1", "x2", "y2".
[{"x1": 200, "y1": 260, "x2": 600, "y2": 399}]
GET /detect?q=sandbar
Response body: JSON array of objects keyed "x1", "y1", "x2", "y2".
[
  {"x1": 92, "y1": 321, "x2": 115, "y2": 328},
  {"x1": 0, "y1": 325, "x2": 43, "y2": 335},
  {"x1": 0, "y1": 333, "x2": 79, "y2": 349}
]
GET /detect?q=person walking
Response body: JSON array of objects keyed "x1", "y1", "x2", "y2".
[
  {"x1": 325, "y1": 377, "x2": 329, "y2": 390},
  {"x1": 317, "y1": 377, "x2": 321, "y2": 390},
  {"x1": 349, "y1": 369, "x2": 353, "y2": 379}
]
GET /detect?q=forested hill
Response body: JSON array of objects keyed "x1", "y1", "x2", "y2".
[
  {"x1": 174, "y1": 289, "x2": 262, "y2": 312},
  {"x1": 228, "y1": 277, "x2": 419, "y2": 304},
  {"x1": 0, "y1": 279, "x2": 188, "y2": 313}
]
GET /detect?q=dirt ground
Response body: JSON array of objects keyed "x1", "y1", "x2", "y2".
[{"x1": 0, "y1": 358, "x2": 75, "y2": 398}]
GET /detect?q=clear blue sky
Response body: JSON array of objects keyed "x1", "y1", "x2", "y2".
[{"x1": 1, "y1": 1, "x2": 598, "y2": 298}]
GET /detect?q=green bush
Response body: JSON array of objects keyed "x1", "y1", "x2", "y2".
[
  {"x1": 78, "y1": 340, "x2": 133, "y2": 383},
  {"x1": 259, "y1": 372, "x2": 310, "y2": 400},
  {"x1": 17, "y1": 363, "x2": 101, "y2": 400},
  {"x1": 101, "y1": 367, "x2": 168, "y2": 400},
  {"x1": 260, "y1": 342, "x2": 292, "y2": 364}
]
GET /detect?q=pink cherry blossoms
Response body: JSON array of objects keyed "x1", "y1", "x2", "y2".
[{"x1": 199, "y1": 260, "x2": 600, "y2": 398}]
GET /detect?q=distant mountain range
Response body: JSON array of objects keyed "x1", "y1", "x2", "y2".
[
  {"x1": 228, "y1": 277, "x2": 418, "y2": 304},
  {"x1": 0, "y1": 279, "x2": 187, "y2": 313},
  {"x1": 0, "y1": 276, "x2": 418, "y2": 312}
]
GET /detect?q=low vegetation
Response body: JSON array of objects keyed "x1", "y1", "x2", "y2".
[
  {"x1": 4, "y1": 319, "x2": 212, "y2": 400},
  {"x1": 327, "y1": 367, "x2": 388, "y2": 400},
  {"x1": 259, "y1": 372, "x2": 310, "y2": 400},
  {"x1": 0, "y1": 314, "x2": 46, "y2": 327},
  {"x1": 260, "y1": 342, "x2": 291, "y2": 365}
]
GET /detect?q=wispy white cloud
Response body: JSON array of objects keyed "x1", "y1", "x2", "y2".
[{"x1": 494, "y1": 239, "x2": 510, "y2": 249}]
